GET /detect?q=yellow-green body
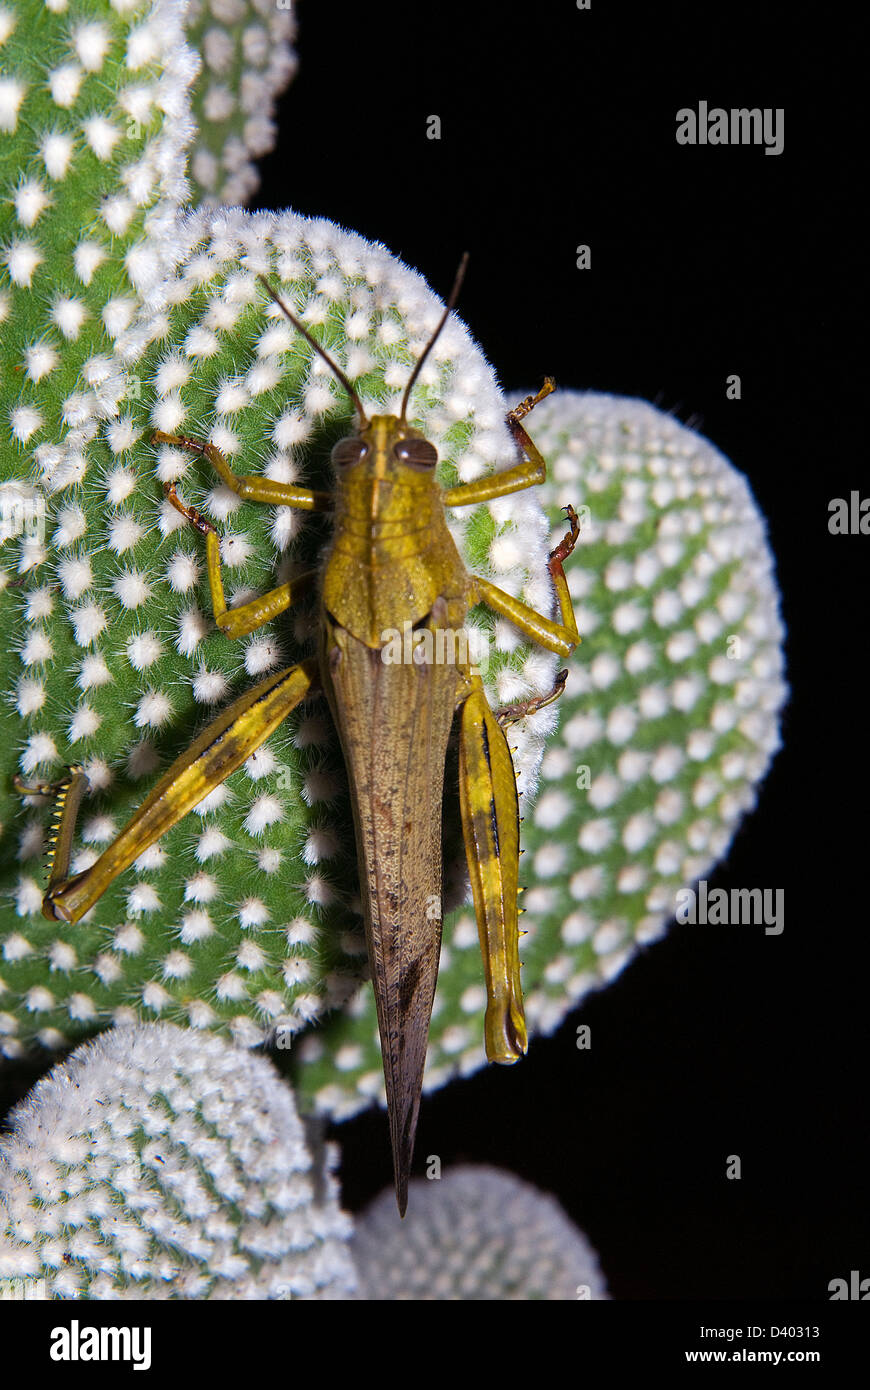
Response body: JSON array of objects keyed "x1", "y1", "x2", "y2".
[
  {"x1": 24, "y1": 279, "x2": 580, "y2": 1214},
  {"x1": 320, "y1": 416, "x2": 517, "y2": 1200}
]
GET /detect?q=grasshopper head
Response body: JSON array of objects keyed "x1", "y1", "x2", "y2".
[{"x1": 331, "y1": 416, "x2": 439, "y2": 484}]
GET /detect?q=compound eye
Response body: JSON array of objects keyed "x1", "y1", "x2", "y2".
[
  {"x1": 394, "y1": 437, "x2": 438, "y2": 470},
  {"x1": 331, "y1": 436, "x2": 369, "y2": 469}
]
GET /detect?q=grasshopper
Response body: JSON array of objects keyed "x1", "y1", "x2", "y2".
[{"x1": 22, "y1": 260, "x2": 580, "y2": 1213}]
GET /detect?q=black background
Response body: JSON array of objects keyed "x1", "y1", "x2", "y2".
[{"x1": 255, "y1": 0, "x2": 866, "y2": 1301}]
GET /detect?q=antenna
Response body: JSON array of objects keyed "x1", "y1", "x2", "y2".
[
  {"x1": 400, "y1": 252, "x2": 470, "y2": 422},
  {"x1": 257, "y1": 273, "x2": 368, "y2": 425}
]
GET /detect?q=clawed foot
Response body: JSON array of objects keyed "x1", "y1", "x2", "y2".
[
  {"x1": 495, "y1": 668, "x2": 569, "y2": 727},
  {"x1": 163, "y1": 481, "x2": 214, "y2": 536},
  {"x1": 549, "y1": 504, "x2": 580, "y2": 563},
  {"x1": 508, "y1": 376, "x2": 556, "y2": 426}
]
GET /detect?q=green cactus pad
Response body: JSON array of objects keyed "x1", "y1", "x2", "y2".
[
  {"x1": 0, "y1": 0, "x2": 198, "y2": 492},
  {"x1": 185, "y1": 0, "x2": 297, "y2": 208}
]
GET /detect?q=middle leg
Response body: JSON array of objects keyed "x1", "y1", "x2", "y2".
[
  {"x1": 469, "y1": 505, "x2": 582, "y2": 659},
  {"x1": 165, "y1": 482, "x2": 319, "y2": 640}
]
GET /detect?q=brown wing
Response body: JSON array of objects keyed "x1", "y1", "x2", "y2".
[{"x1": 321, "y1": 617, "x2": 459, "y2": 1215}]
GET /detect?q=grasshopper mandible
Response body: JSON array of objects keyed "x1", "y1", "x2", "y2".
[{"x1": 24, "y1": 259, "x2": 580, "y2": 1213}]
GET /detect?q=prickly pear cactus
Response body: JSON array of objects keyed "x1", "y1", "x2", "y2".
[
  {"x1": 0, "y1": 1022, "x2": 608, "y2": 1299},
  {"x1": 353, "y1": 1166, "x2": 608, "y2": 1300},
  {"x1": 184, "y1": 0, "x2": 298, "y2": 208},
  {"x1": 0, "y1": 1023, "x2": 356, "y2": 1298},
  {"x1": 0, "y1": 0, "x2": 787, "y2": 1144},
  {"x1": 0, "y1": 0, "x2": 204, "y2": 483}
]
